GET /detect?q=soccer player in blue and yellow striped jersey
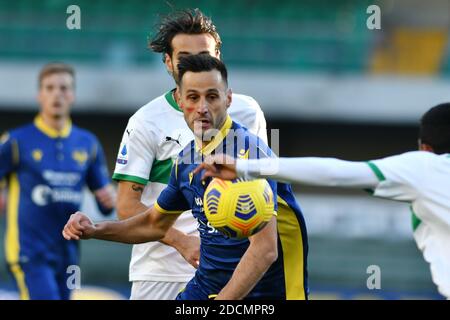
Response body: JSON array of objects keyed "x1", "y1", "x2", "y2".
[
  {"x1": 62, "y1": 55, "x2": 308, "y2": 300},
  {"x1": 0, "y1": 63, "x2": 115, "y2": 299}
]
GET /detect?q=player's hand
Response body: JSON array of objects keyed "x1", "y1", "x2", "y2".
[
  {"x1": 177, "y1": 234, "x2": 200, "y2": 269},
  {"x1": 62, "y1": 211, "x2": 96, "y2": 241},
  {"x1": 194, "y1": 154, "x2": 238, "y2": 181},
  {"x1": 94, "y1": 184, "x2": 116, "y2": 210}
]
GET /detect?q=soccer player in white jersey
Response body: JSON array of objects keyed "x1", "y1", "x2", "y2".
[
  {"x1": 196, "y1": 103, "x2": 450, "y2": 299},
  {"x1": 113, "y1": 9, "x2": 267, "y2": 300}
]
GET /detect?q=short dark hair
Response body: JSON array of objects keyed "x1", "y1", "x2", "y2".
[
  {"x1": 177, "y1": 54, "x2": 228, "y2": 87},
  {"x1": 149, "y1": 8, "x2": 222, "y2": 61},
  {"x1": 419, "y1": 103, "x2": 450, "y2": 154},
  {"x1": 38, "y1": 63, "x2": 75, "y2": 87}
]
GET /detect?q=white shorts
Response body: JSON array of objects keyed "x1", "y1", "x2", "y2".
[{"x1": 130, "y1": 281, "x2": 188, "y2": 300}]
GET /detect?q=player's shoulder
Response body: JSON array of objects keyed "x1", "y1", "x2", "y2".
[
  {"x1": 130, "y1": 91, "x2": 176, "y2": 124},
  {"x1": 386, "y1": 150, "x2": 438, "y2": 162},
  {"x1": 229, "y1": 93, "x2": 262, "y2": 113},
  {"x1": 371, "y1": 151, "x2": 440, "y2": 176},
  {"x1": 3, "y1": 122, "x2": 35, "y2": 141},
  {"x1": 231, "y1": 121, "x2": 272, "y2": 156}
]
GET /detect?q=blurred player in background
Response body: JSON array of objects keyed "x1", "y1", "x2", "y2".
[
  {"x1": 113, "y1": 9, "x2": 268, "y2": 300},
  {"x1": 0, "y1": 63, "x2": 115, "y2": 300},
  {"x1": 63, "y1": 54, "x2": 308, "y2": 300},
  {"x1": 196, "y1": 103, "x2": 450, "y2": 299}
]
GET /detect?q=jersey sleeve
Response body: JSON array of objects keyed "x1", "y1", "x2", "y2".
[
  {"x1": 368, "y1": 151, "x2": 429, "y2": 202},
  {"x1": 112, "y1": 116, "x2": 157, "y2": 185},
  {"x1": 0, "y1": 132, "x2": 17, "y2": 179},
  {"x1": 255, "y1": 108, "x2": 268, "y2": 145},
  {"x1": 86, "y1": 136, "x2": 111, "y2": 191},
  {"x1": 154, "y1": 159, "x2": 190, "y2": 214},
  {"x1": 229, "y1": 95, "x2": 268, "y2": 144},
  {"x1": 246, "y1": 136, "x2": 278, "y2": 213}
]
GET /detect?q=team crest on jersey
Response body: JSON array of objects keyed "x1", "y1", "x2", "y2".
[
  {"x1": 72, "y1": 150, "x2": 88, "y2": 166},
  {"x1": 32, "y1": 149, "x2": 43, "y2": 162},
  {"x1": 238, "y1": 148, "x2": 249, "y2": 159},
  {"x1": 117, "y1": 144, "x2": 128, "y2": 165}
]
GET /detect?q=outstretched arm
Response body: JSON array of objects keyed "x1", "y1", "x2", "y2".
[
  {"x1": 116, "y1": 180, "x2": 200, "y2": 268},
  {"x1": 62, "y1": 206, "x2": 179, "y2": 244},
  {"x1": 195, "y1": 155, "x2": 379, "y2": 189}
]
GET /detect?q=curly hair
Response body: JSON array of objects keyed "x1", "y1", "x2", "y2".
[{"x1": 149, "y1": 8, "x2": 222, "y2": 61}]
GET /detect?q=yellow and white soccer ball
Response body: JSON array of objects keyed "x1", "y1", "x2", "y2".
[{"x1": 203, "y1": 178, "x2": 275, "y2": 239}]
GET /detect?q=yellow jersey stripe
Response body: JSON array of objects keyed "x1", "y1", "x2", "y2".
[
  {"x1": 276, "y1": 196, "x2": 306, "y2": 300},
  {"x1": 154, "y1": 202, "x2": 184, "y2": 214},
  {"x1": 5, "y1": 173, "x2": 20, "y2": 264},
  {"x1": 5, "y1": 174, "x2": 30, "y2": 300},
  {"x1": 9, "y1": 264, "x2": 29, "y2": 300},
  {"x1": 195, "y1": 115, "x2": 233, "y2": 155}
]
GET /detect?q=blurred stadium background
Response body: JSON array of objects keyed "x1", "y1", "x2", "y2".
[{"x1": 0, "y1": 0, "x2": 449, "y2": 299}]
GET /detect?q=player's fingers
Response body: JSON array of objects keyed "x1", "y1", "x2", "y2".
[
  {"x1": 63, "y1": 225, "x2": 80, "y2": 240},
  {"x1": 72, "y1": 218, "x2": 86, "y2": 232},
  {"x1": 68, "y1": 221, "x2": 83, "y2": 236},
  {"x1": 62, "y1": 229, "x2": 70, "y2": 240},
  {"x1": 201, "y1": 170, "x2": 216, "y2": 181},
  {"x1": 192, "y1": 163, "x2": 205, "y2": 175}
]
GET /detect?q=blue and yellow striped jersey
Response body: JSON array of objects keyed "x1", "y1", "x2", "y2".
[
  {"x1": 0, "y1": 115, "x2": 111, "y2": 265},
  {"x1": 156, "y1": 116, "x2": 308, "y2": 299}
]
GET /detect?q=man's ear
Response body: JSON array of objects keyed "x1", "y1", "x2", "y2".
[
  {"x1": 226, "y1": 88, "x2": 232, "y2": 109},
  {"x1": 164, "y1": 53, "x2": 173, "y2": 75},
  {"x1": 418, "y1": 139, "x2": 434, "y2": 152},
  {"x1": 175, "y1": 86, "x2": 183, "y2": 109}
]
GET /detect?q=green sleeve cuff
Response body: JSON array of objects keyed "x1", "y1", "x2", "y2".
[
  {"x1": 112, "y1": 173, "x2": 148, "y2": 185},
  {"x1": 366, "y1": 161, "x2": 386, "y2": 181}
]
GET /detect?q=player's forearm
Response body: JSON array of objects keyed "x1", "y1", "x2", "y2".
[
  {"x1": 216, "y1": 243, "x2": 277, "y2": 300},
  {"x1": 237, "y1": 157, "x2": 379, "y2": 188},
  {"x1": 92, "y1": 210, "x2": 166, "y2": 244},
  {"x1": 116, "y1": 197, "x2": 148, "y2": 220},
  {"x1": 159, "y1": 227, "x2": 188, "y2": 248},
  {"x1": 216, "y1": 218, "x2": 278, "y2": 300},
  {"x1": 117, "y1": 194, "x2": 187, "y2": 248}
]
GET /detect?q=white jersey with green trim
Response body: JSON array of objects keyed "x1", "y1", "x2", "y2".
[
  {"x1": 369, "y1": 151, "x2": 450, "y2": 298},
  {"x1": 237, "y1": 151, "x2": 450, "y2": 298},
  {"x1": 113, "y1": 90, "x2": 267, "y2": 283}
]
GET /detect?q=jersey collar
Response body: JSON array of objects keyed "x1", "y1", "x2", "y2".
[
  {"x1": 34, "y1": 115, "x2": 72, "y2": 138},
  {"x1": 195, "y1": 115, "x2": 233, "y2": 155},
  {"x1": 165, "y1": 89, "x2": 183, "y2": 113}
]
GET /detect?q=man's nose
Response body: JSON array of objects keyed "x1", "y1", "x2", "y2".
[{"x1": 196, "y1": 98, "x2": 209, "y2": 114}]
